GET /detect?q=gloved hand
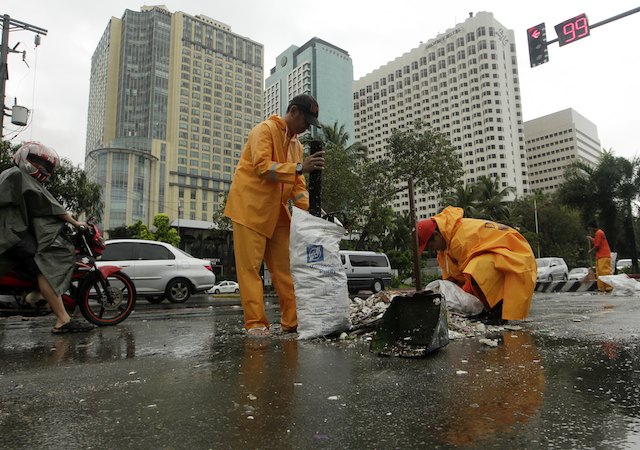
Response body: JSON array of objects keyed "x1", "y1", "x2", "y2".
[{"x1": 462, "y1": 279, "x2": 474, "y2": 294}]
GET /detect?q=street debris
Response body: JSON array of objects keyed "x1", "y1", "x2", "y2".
[{"x1": 331, "y1": 290, "x2": 519, "y2": 349}]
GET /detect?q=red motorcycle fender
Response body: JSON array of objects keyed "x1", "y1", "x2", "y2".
[{"x1": 98, "y1": 265, "x2": 123, "y2": 278}]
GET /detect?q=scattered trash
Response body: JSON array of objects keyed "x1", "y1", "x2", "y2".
[
  {"x1": 247, "y1": 394, "x2": 257, "y2": 401},
  {"x1": 479, "y1": 338, "x2": 498, "y2": 347},
  {"x1": 327, "y1": 395, "x2": 340, "y2": 401},
  {"x1": 456, "y1": 370, "x2": 468, "y2": 375}
]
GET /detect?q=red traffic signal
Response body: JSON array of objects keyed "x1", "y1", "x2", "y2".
[{"x1": 527, "y1": 23, "x2": 549, "y2": 67}]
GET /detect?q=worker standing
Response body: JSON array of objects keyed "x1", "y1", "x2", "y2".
[
  {"x1": 587, "y1": 221, "x2": 613, "y2": 293},
  {"x1": 224, "y1": 94, "x2": 325, "y2": 336}
]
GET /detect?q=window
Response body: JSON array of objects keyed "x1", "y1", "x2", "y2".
[
  {"x1": 101, "y1": 243, "x2": 134, "y2": 261},
  {"x1": 136, "y1": 243, "x2": 175, "y2": 261}
]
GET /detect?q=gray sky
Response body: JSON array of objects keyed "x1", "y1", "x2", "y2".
[{"x1": 3, "y1": 0, "x2": 639, "y2": 166}]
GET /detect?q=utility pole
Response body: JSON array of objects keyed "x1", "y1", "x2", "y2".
[{"x1": 0, "y1": 14, "x2": 48, "y2": 139}]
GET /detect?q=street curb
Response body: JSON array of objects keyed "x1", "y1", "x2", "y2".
[{"x1": 535, "y1": 280, "x2": 596, "y2": 293}]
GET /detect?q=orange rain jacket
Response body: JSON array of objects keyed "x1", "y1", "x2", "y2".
[
  {"x1": 432, "y1": 206, "x2": 537, "y2": 320},
  {"x1": 224, "y1": 116, "x2": 309, "y2": 237}
]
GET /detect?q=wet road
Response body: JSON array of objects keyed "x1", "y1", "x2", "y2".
[{"x1": 0, "y1": 291, "x2": 639, "y2": 449}]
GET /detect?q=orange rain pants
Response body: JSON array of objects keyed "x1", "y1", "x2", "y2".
[
  {"x1": 232, "y1": 207, "x2": 297, "y2": 331},
  {"x1": 595, "y1": 257, "x2": 613, "y2": 293}
]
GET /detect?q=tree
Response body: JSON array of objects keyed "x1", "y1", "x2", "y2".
[
  {"x1": 559, "y1": 150, "x2": 640, "y2": 268},
  {"x1": 385, "y1": 120, "x2": 463, "y2": 199},
  {"x1": 445, "y1": 182, "x2": 480, "y2": 218},
  {"x1": 472, "y1": 176, "x2": 516, "y2": 222},
  {"x1": 151, "y1": 214, "x2": 180, "y2": 246},
  {"x1": 509, "y1": 193, "x2": 588, "y2": 268},
  {"x1": 354, "y1": 120, "x2": 463, "y2": 248}
]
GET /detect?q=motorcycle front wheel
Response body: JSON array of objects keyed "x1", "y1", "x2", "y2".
[{"x1": 78, "y1": 271, "x2": 137, "y2": 326}]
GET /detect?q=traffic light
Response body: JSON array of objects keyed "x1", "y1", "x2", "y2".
[{"x1": 527, "y1": 23, "x2": 549, "y2": 67}]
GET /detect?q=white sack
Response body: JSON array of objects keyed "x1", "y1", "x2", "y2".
[
  {"x1": 598, "y1": 274, "x2": 640, "y2": 296},
  {"x1": 425, "y1": 279, "x2": 485, "y2": 316},
  {"x1": 290, "y1": 207, "x2": 351, "y2": 339}
]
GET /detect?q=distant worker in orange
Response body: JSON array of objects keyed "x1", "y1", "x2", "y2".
[
  {"x1": 417, "y1": 206, "x2": 537, "y2": 324},
  {"x1": 224, "y1": 94, "x2": 325, "y2": 337},
  {"x1": 586, "y1": 221, "x2": 612, "y2": 293}
]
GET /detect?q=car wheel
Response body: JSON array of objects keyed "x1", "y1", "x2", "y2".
[
  {"x1": 547, "y1": 275, "x2": 553, "y2": 282},
  {"x1": 234, "y1": 288, "x2": 239, "y2": 293},
  {"x1": 166, "y1": 278, "x2": 192, "y2": 303},
  {"x1": 146, "y1": 296, "x2": 165, "y2": 304},
  {"x1": 562, "y1": 274, "x2": 568, "y2": 281},
  {"x1": 213, "y1": 289, "x2": 220, "y2": 295},
  {"x1": 371, "y1": 279, "x2": 384, "y2": 293}
]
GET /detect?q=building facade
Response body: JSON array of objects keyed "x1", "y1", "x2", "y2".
[
  {"x1": 353, "y1": 12, "x2": 528, "y2": 219},
  {"x1": 524, "y1": 108, "x2": 601, "y2": 193},
  {"x1": 85, "y1": 6, "x2": 264, "y2": 231},
  {"x1": 265, "y1": 37, "x2": 354, "y2": 139}
]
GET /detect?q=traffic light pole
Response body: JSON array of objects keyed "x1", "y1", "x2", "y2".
[
  {"x1": 0, "y1": 14, "x2": 48, "y2": 139},
  {"x1": 546, "y1": 6, "x2": 640, "y2": 46}
]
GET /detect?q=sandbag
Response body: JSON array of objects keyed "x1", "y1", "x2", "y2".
[
  {"x1": 598, "y1": 274, "x2": 640, "y2": 296},
  {"x1": 289, "y1": 207, "x2": 351, "y2": 339},
  {"x1": 426, "y1": 279, "x2": 485, "y2": 316}
]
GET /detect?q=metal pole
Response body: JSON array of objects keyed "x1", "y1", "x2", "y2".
[
  {"x1": 534, "y1": 198, "x2": 541, "y2": 258},
  {"x1": 408, "y1": 177, "x2": 422, "y2": 291},
  {"x1": 0, "y1": 14, "x2": 47, "y2": 139},
  {"x1": 547, "y1": 6, "x2": 640, "y2": 45},
  {"x1": 0, "y1": 15, "x2": 10, "y2": 138}
]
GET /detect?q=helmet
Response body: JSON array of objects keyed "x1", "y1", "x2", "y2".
[{"x1": 13, "y1": 141, "x2": 60, "y2": 182}]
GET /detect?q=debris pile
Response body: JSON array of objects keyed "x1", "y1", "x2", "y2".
[{"x1": 344, "y1": 290, "x2": 521, "y2": 346}]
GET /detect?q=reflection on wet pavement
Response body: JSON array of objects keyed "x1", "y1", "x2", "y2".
[{"x1": 0, "y1": 294, "x2": 639, "y2": 449}]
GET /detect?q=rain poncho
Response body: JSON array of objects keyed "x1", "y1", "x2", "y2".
[
  {"x1": 0, "y1": 166, "x2": 74, "y2": 295},
  {"x1": 224, "y1": 115, "x2": 309, "y2": 238},
  {"x1": 432, "y1": 206, "x2": 537, "y2": 321}
]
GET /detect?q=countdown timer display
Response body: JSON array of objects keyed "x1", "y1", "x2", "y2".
[{"x1": 555, "y1": 13, "x2": 590, "y2": 47}]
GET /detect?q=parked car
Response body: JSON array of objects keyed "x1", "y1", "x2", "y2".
[
  {"x1": 97, "y1": 239, "x2": 216, "y2": 304},
  {"x1": 568, "y1": 267, "x2": 589, "y2": 281},
  {"x1": 339, "y1": 250, "x2": 392, "y2": 294},
  {"x1": 616, "y1": 258, "x2": 632, "y2": 272},
  {"x1": 209, "y1": 280, "x2": 239, "y2": 294},
  {"x1": 536, "y1": 257, "x2": 569, "y2": 281}
]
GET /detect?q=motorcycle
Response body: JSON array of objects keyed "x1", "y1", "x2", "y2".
[{"x1": 0, "y1": 219, "x2": 136, "y2": 326}]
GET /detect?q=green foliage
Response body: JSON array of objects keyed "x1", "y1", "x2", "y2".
[
  {"x1": 385, "y1": 120, "x2": 463, "y2": 197},
  {"x1": 152, "y1": 214, "x2": 180, "y2": 246},
  {"x1": 128, "y1": 220, "x2": 154, "y2": 240},
  {"x1": 558, "y1": 151, "x2": 640, "y2": 265},
  {"x1": 508, "y1": 193, "x2": 589, "y2": 268}
]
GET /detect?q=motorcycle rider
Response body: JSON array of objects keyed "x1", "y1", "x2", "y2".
[{"x1": 0, "y1": 142, "x2": 93, "y2": 333}]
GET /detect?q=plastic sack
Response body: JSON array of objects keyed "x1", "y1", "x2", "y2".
[
  {"x1": 598, "y1": 274, "x2": 640, "y2": 296},
  {"x1": 289, "y1": 207, "x2": 351, "y2": 339},
  {"x1": 426, "y1": 279, "x2": 485, "y2": 316}
]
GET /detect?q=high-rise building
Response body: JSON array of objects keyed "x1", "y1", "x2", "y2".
[
  {"x1": 85, "y1": 6, "x2": 264, "y2": 231},
  {"x1": 353, "y1": 12, "x2": 528, "y2": 219},
  {"x1": 265, "y1": 37, "x2": 354, "y2": 139},
  {"x1": 524, "y1": 108, "x2": 601, "y2": 193}
]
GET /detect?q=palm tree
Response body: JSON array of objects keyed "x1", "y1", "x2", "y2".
[
  {"x1": 445, "y1": 183, "x2": 479, "y2": 218},
  {"x1": 472, "y1": 176, "x2": 516, "y2": 222}
]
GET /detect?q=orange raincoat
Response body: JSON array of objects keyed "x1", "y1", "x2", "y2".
[
  {"x1": 432, "y1": 206, "x2": 537, "y2": 320},
  {"x1": 224, "y1": 115, "x2": 309, "y2": 331},
  {"x1": 225, "y1": 115, "x2": 309, "y2": 236}
]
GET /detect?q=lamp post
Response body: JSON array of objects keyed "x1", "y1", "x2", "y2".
[{"x1": 534, "y1": 198, "x2": 541, "y2": 258}]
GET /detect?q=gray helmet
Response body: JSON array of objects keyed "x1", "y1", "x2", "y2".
[{"x1": 13, "y1": 141, "x2": 60, "y2": 182}]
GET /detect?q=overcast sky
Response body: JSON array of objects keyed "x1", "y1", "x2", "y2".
[{"x1": 3, "y1": 1, "x2": 639, "y2": 166}]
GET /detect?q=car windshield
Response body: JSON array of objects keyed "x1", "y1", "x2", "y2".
[
  {"x1": 570, "y1": 268, "x2": 586, "y2": 274},
  {"x1": 536, "y1": 259, "x2": 549, "y2": 267}
]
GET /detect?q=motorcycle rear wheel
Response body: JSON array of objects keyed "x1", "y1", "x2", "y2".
[{"x1": 78, "y1": 271, "x2": 137, "y2": 326}]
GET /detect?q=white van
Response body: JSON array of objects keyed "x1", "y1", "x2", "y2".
[{"x1": 339, "y1": 250, "x2": 392, "y2": 294}]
